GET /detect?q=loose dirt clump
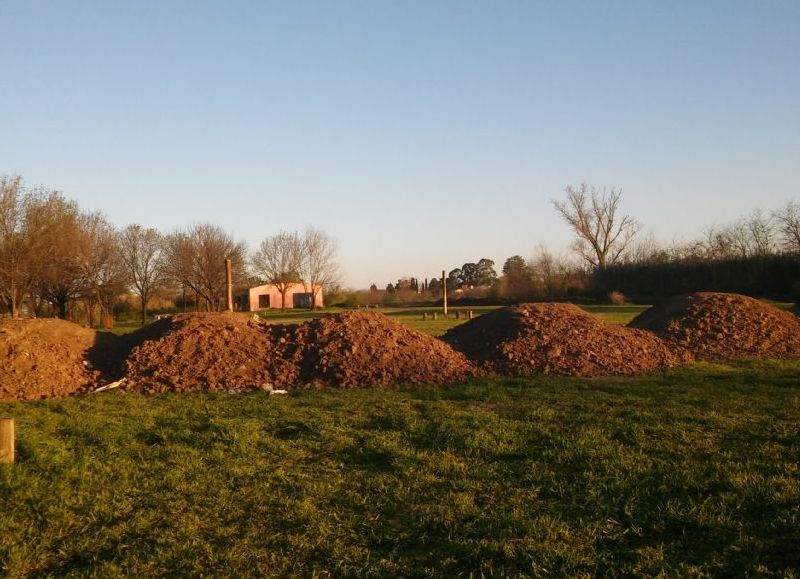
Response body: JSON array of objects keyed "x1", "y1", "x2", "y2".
[
  {"x1": 0, "y1": 318, "x2": 101, "y2": 400},
  {"x1": 629, "y1": 292, "x2": 800, "y2": 360},
  {"x1": 286, "y1": 310, "x2": 479, "y2": 387},
  {"x1": 442, "y1": 303, "x2": 688, "y2": 377},
  {"x1": 124, "y1": 312, "x2": 298, "y2": 393}
]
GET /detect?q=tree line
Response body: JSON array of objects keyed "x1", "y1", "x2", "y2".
[
  {"x1": 371, "y1": 182, "x2": 800, "y2": 304},
  {"x1": 537, "y1": 184, "x2": 799, "y2": 300},
  {"x1": 0, "y1": 175, "x2": 339, "y2": 322}
]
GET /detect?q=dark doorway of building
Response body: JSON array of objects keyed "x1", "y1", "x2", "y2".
[
  {"x1": 293, "y1": 293, "x2": 313, "y2": 309},
  {"x1": 258, "y1": 294, "x2": 270, "y2": 309}
]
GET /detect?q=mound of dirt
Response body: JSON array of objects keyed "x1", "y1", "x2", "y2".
[
  {"x1": 124, "y1": 312, "x2": 298, "y2": 393},
  {"x1": 286, "y1": 310, "x2": 479, "y2": 387},
  {"x1": 0, "y1": 318, "x2": 101, "y2": 400},
  {"x1": 629, "y1": 292, "x2": 800, "y2": 360},
  {"x1": 441, "y1": 303, "x2": 688, "y2": 377}
]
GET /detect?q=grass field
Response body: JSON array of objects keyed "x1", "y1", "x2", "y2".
[
  {"x1": 256, "y1": 304, "x2": 650, "y2": 332},
  {"x1": 2, "y1": 360, "x2": 799, "y2": 575},
  {"x1": 106, "y1": 304, "x2": 649, "y2": 336}
]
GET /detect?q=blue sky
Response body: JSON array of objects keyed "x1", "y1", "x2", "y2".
[{"x1": 2, "y1": 0, "x2": 798, "y2": 288}]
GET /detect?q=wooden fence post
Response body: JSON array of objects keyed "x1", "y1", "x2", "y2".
[
  {"x1": 0, "y1": 417, "x2": 14, "y2": 464},
  {"x1": 225, "y1": 259, "x2": 233, "y2": 312},
  {"x1": 442, "y1": 270, "x2": 448, "y2": 317}
]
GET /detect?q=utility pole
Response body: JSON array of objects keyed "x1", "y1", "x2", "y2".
[
  {"x1": 225, "y1": 259, "x2": 233, "y2": 312},
  {"x1": 442, "y1": 270, "x2": 448, "y2": 316}
]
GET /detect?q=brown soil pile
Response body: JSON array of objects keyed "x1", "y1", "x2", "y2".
[
  {"x1": 629, "y1": 292, "x2": 800, "y2": 360},
  {"x1": 286, "y1": 310, "x2": 479, "y2": 387},
  {"x1": 124, "y1": 312, "x2": 297, "y2": 393},
  {"x1": 0, "y1": 318, "x2": 101, "y2": 400},
  {"x1": 442, "y1": 303, "x2": 688, "y2": 376}
]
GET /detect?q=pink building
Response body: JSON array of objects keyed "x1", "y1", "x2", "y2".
[{"x1": 235, "y1": 283, "x2": 324, "y2": 311}]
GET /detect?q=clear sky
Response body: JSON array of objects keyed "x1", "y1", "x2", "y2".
[{"x1": 2, "y1": 0, "x2": 798, "y2": 288}]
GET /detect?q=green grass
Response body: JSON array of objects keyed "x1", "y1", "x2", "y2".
[
  {"x1": 255, "y1": 304, "x2": 647, "y2": 336},
  {"x1": 2, "y1": 360, "x2": 799, "y2": 576},
  {"x1": 101, "y1": 304, "x2": 649, "y2": 337},
  {"x1": 107, "y1": 299, "x2": 796, "y2": 335},
  {"x1": 580, "y1": 304, "x2": 649, "y2": 325}
]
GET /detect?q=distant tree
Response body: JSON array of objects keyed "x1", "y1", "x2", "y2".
[
  {"x1": 385, "y1": 282, "x2": 395, "y2": 293},
  {"x1": 165, "y1": 224, "x2": 247, "y2": 311},
  {"x1": 775, "y1": 200, "x2": 800, "y2": 253},
  {"x1": 369, "y1": 283, "x2": 378, "y2": 293},
  {"x1": 33, "y1": 195, "x2": 85, "y2": 319},
  {"x1": 252, "y1": 231, "x2": 304, "y2": 311},
  {"x1": 300, "y1": 226, "x2": 340, "y2": 310},
  {"x1": 0, "y1": 176, "x2": 68, "y2": 317},
  {"x1": 498, "y1": 255, "x2": 533, "y2": 300},
  {"x1": 701, "y1": 225, "x2": 736, "y2": 260},
  {"x1": 427, "y1": 277, "x2": 441, "y2": 294},
  {"x1": 746, "y1": 209, "x2": 776, "y2": 256},
  {"x1": 530, "y1": 244, "x2": 560, "y2": 297},
  {"x1": 0, "y1": 175, "x2": 26, "y2": 316},
  {"x1": 475, "y1": 258, "x2": 498, "y2": 286},
  {"x1": 447, "y1": 268, "x2": 463, "y2": 289},
  {"x1": 552, "y1": 182, "x2": 641, "y2": 269},
  {"x1": 120, "y1": 224, "x2": 165, "y2": 324},
  {"x1": 623, "y1": 232, "x2": 667, "y2": 265},
  {"x1": 502, "y1": 255, "x2": 529, "y2": 279},
  {"x1": 459, "y1": 263, "x2": 477, "y2": 286},
  {"x1": 75, "y1": 211, "x2": 128, "y2": 326},
  {"x1": 699, "y1": 209, "x2": 777, "y2": 261}
]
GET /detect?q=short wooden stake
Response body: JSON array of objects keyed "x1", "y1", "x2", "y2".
[
  {"x1": 468, "y1": 310, "x2": 474, "y2": 319},
  {"x1": 1, "y1": 417, "x2": 14, "y2": 464},
  {"x1": 422, "y1": 312, "x2": 427, "y2": 321},
  {"x1": 455, "y1": 311, "x2": 460, "y2": 320},
  {"x1": 432, "y1": 312, "x2": 437, "y2": 320}
]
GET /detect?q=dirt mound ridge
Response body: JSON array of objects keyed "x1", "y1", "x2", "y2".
[
  {"x1": 0, "y1": 318, "x2": 100, "y2": 400},
  {"x1": 124, "y1": 312, "x2": 297, "y2": 393},
  {"x1": 442, "y1": 303, "x2": 688, "y2": 376},
  {"x1": 629, "y1": 292, "x2": 800, "y2": 360},
  {"x1": 287, "y1": 310, "x2": 479, "y2": 387}
]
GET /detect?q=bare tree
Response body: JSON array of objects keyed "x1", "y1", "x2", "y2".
[
  {"x1": 774, "y1": 200, "x2": 800, "y2": 253},
  {"x1": 552, "y1": 182, "x2": 641, "y2": 269},
  {"x1": 300, "y1": 226, "x2": 339, "y2": 310},
  {"x1": 623, "y1": 232, "x2": 668, "y2": 264},
  {"x1": 163, "y1": 224, "x2": 247, "y2": 311},
  {"x1": 75, "y1": 211, "x2": 128, "y2": 326},
  {"x1": 701, "y1": 224, "x2": 736, "y2": 260},
  {"x1": 120, "y1": 224, "x2": 165, "y2": 324},
  {"x1": 701, "y1": 209, "x2": 776, "y2": 260},
  {"x1": 32, "y1": 194, "x2": 84, "y2": 319},
  {"x1": 0, "y1": 175, "x2": 29, "y2": 317},
  {"x1": 746, "y1": 209, "x2": 776, "y2": 256},
  {"x1": 0, "y1": 177, "x2": 82, "y2": 317},
  {"x1": 252, "y1": 231, "x2": 304, "y2": 310}
]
